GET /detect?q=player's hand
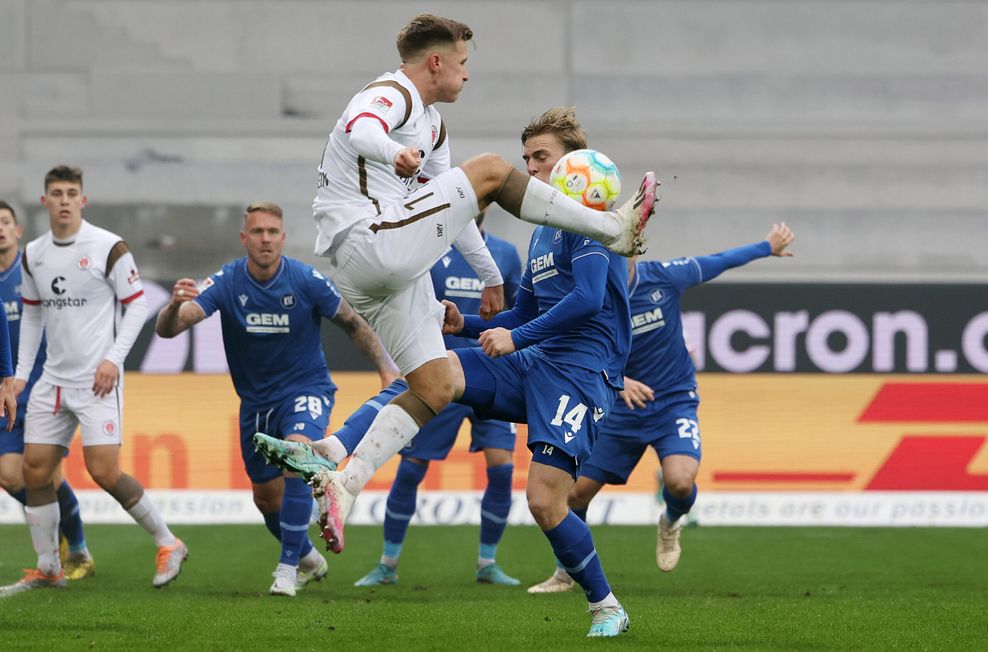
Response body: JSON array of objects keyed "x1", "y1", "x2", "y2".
[
  {"x1": 479, "y1": 284, "x2": 504, "y2": 320},
  {"x1": 92, "y1": 360, "x2": 119, "y2": 398},
  {"x1": 619, "y1": 377, "x2": 654, "y2": 410},
  {"x1": 394, "y1": 148, "x2": 421, "y2": 178},
  {"x1": 0, "y1": 377, "x2": 16, "y2": 431},
  {"x1": 12, "y1": 378, "x2": 26, "y2": 400},
  {"x1": 442, "y1": 300, "x2": 464, "y2": 334},
  {"x1": 172, "y1": 278, "x2": 199, "y2": 304},
  {"x1": 479, "y1": 328, "x2": 515, "y2": 359},
  {"x1": 767, "y1": 222, "x2": 795, "y2": 257}
]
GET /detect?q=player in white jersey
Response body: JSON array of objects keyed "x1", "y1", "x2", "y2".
[
  {"x1": 1, "y1": 166, "x2": 187, "y2": 597},
  {"x1": 298, "y1": 15, "x2": 658, "y2": 548}
]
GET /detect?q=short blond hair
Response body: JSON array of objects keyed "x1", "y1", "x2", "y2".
[
  {"x1": 520, "y1": 107, "x2": 589, "y2": 154},
  {"x1": 244, "y1": 201, "x2": 283, "y2": 221}
]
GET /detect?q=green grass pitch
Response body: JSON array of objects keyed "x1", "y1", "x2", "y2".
[{"x1": 1, "y1": 524, "x2": 985, "y2": 650}]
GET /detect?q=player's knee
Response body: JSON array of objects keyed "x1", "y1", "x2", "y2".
[
  {"x1": 86, "y1": 465, "x2": 121, "y2": 491},
  {"x1": 253, "y1": 494, "x2": 280, "y2": 514},
  {"x1": 21, "y1": 459, "x2": 50, "y2": 490},
  {"x1": 664, "y1": 474, "x2": 696, "y2": 498},
  {"x1": 527, "y1": 492, "x2": 566, "y2": 530},
  {"x1": 462, "y1": 152, "x2": 512, "y2": 194},
  {"x1": 406, "y1": 380, "x2": 452, "y2": 416},
  {"x1": 0, "y1": 472, "x2": 22, "y2": 494}
]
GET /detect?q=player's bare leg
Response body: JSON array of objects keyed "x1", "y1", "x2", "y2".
[
  {"x1": 85, "y1": 445, "x2": 188, "y2": 587},
  {"x1": 657, "y1": 454, "x2": 699, "y2": 572},
  {"x1": 460, "y1": 153, "x2": 658, "y2": 256},
  {"x1": 528, "y1": 463, "x2": 628, "y2": 637},
  {"x1": 314, "y1": 358, "x2": 451, "y2": 553},
  {"x1": 528, "y1": 475, "x2": 604, "y2": 594}
]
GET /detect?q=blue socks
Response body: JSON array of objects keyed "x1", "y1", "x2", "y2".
[
  {"x1": 543, "y1": 511, "x2": 611, "y2": 603},
  {"x1": 479, "y1": 464, "x2": 513, "y2": 560},
  {"x1": 279, "y1": 476, "x2": 314, "y2": 565},
  {"x1": 663, "y1": 483, "x2": 697, "y2": 522},
  {"x1": 382, "y1": 458, "x2": 428, "y2": 561},
  {"x1": 262, "y1": 510, "x2": 281, "y2": 540},
  {"x1": 55, "y1": 481, "x2": 88, "y2": 553},
  {"x1": 335, "y1": 380, "x2": 408, "y2": 454}
]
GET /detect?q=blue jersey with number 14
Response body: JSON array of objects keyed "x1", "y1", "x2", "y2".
[{"x1": 194, "y1": 256, "x2": 342, "y2": 406}]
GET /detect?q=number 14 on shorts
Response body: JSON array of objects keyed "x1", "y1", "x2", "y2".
[{"x1": 551, "y1": 394, "x2": 587, "y2": 443}]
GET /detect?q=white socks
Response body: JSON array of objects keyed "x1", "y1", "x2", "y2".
[
  {"x1": 312, "y1": 435, "x2": 349, "y2": 465},
  {"x1": 127, "y1": 494, "x2": 177, "y2": 548},
  {"x1": 518, "y1": 178, "x2": 621, "y2": 243},
  {"x1": 25, "y1": 502, "x2": 60, "y2": 575},
  {"x1": 341, "y1": 404, "x2": 420, "y2": 496},
  {"x1": 588, "y1": 591, "x2": 621, "y2": 611}
]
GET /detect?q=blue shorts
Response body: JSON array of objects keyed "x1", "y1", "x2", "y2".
[
  {"x1": 402, "y1": 402, "x2": 516, "y2": 461},
  {"x1": 240, "y1": 387, "x2": 335, "y2": 484},
  {"x1": 0, "y1": 404, "x2": 27, "y2": 456},
  {"x1": 456, "y1": 347, "x2": 617, "y2": 478},
  {"x1": 581, "y1": 389, "x2": 701, "y2": 485}
]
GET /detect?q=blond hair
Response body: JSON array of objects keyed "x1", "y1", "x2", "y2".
[{"x1": 520, "y1": 107, "x2": 589, "y2": 154}]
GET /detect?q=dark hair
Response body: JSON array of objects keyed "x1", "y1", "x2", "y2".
[
  {"x1": 396, "y1": 14, "x2": 473, "y2": 62},
  {"x1": 521, "y1": 107, "x2": 589, "y2": 154},
  {"x1": 0, "y1": 200, "x2": 16, "y2": 224},
  {"x1": 44, "y1": 165, "x2": 84, "y2": 191}
]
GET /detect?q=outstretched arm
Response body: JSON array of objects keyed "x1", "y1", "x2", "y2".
[
  {"x1": 331, "y1": 300, "x2": 400, "y2": 388},
  {"x1": 690, "y1": 223, "x2": 796, "y2": 286},
  {"x1": 155, "y1": 278, "x2": 208, "y2": 338}
]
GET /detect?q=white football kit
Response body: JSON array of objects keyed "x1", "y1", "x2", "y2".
[
  {"x1": 16, "y1": 220, "x2": 148, "y2": 447},
  {"x1": 312, "y1": 69, "x2": 500, "y2": 374}
]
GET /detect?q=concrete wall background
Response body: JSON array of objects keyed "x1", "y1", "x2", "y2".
[{"x1": 1, "y1": 0, "x2": 986, "y2": 281}]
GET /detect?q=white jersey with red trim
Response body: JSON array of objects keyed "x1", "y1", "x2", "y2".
[
  {"x1": 312, "y1": 69, "x2": 450, "y2": 248},
  {"x1": 20, "y1": 220, "x2": 145, "y2": 388}
]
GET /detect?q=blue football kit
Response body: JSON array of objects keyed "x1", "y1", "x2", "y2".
[
  {"x1": 195, "y1": 256, "x2": 342, "y2": 483},
  {"x1": 581, "y1": 241, "x2": 773, "y2": 485},
  {"x1": 456, "y1": 227, "x2": 632, "y2": 477},
  {"x1": 400, "y1": 232, "x2": 522, "y2": 461},
  {"x1": 0, "y1": 251, "x2": 45, "y2": 454}
]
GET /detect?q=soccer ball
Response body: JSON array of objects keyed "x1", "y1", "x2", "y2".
[{"x1": 549, "y1": 149, "x2": 622, "y2": 211}]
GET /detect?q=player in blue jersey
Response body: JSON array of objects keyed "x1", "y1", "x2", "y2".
[
  {"x1": 255, "y1": 107, "x2": 638, "y2": 637},
  {"x1": 0, "y1": 200, "x2": 94, "y2": 581},
  {"x1": 529, "y1": 222, "x2": 796, "y2": 593},
  {"x1": 154, "y1": 202, "x2": 398, "y2": 597},
  {"x1": 353, "y1": 212, "x2": 524, "y2": 587}
]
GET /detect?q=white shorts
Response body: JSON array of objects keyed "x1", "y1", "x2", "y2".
[
  {"x1": 24, "y1": 381, "x2": 124, "y2": 448},
  {"x1": 318, "y1": 168, "x2": 481, "y2": 375}
]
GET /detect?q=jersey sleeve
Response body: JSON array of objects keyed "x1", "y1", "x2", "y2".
[
  {"x1": 656, "y1": 257, "x2": 704, "y2": 292},
  {"x1": 510, "y1": 236, "x2": 610, "y2": 348},
  {"x1": 0, "y1": 300, "x2": 10, "y2": 377},
  {"x1": 193, "y1": 269, "x2": 226, "y2": 318},
  {"x1": 500, "y1": 243, "x2": 523, "y2": 309},
  {"x1": 420, "y1": 117, "x2": 450, "y2": 181},
  {"x1": 107, "y1": 245, "x2": 145, "y2": 306},
  {"x1": 20, "y1": 249, "x2": 40, "y2": 303},
  {"x1": 460, "y1": 267, "x2": 536, "y2": 338},
  {"x1": 308, "y1": 267, "x2": 343, "y2": 319},
  {"x1": 345, "y1": 84, "x2": 413, "y2": 136}
]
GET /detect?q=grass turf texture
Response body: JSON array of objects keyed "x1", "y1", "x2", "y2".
[{"x1": 0, "y1": 525, "x2": 985, "y2": 650}]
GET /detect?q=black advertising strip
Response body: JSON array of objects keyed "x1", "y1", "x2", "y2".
[{"x1": 125, "y1": 281, "x2": 988, "y2": 374}]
